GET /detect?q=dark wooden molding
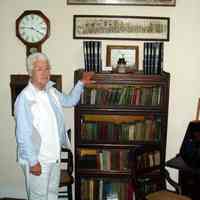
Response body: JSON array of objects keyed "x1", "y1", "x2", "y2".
[{"x1": 10, "y1": 74, "x2": 62, "y2": 116}]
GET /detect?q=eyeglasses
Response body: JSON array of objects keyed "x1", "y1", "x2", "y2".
[{"x1": 34, "y1": 65, "x2": 51, "y2": 72}]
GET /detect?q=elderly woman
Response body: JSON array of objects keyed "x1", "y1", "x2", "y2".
[{"x1": 15, "y1": 52, "x2": 94, "y2": 200}]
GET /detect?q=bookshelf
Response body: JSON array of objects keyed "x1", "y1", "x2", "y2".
[{"x1": 74, "y1": 69, "x2": 170, "y2": 200}]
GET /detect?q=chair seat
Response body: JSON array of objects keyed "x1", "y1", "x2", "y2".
[
  {"x1": 146, "y1": 190, "x2": 192, "y2": 200},
  {"x1": 59, "y1": 169, "x2": 74, "y2": 186}
]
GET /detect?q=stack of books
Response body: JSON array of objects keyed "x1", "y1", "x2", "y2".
[
  {"x1": 136, "y1": 150, "x2": 161, "y2": 169},
  {"x1": 143, "y1": 42, "x2": 164, "y2": 75},
  {"x1": 81, "y1": 178, "x2": 135, "y2": 200},
  {"x1": 78, "y1": 148, "x2": 130, "y2": 171},
  {"x1": 83, "y1": 41, "x2": 102, "y2": 72}
]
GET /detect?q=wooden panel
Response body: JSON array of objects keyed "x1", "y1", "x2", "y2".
[{"x1": 10, "y1": 74, "x2": 62, "y2": 116}]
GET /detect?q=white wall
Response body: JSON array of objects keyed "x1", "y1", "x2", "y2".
[{"x1": 0, "y1": 0, "x2": 200, "y2": 198}]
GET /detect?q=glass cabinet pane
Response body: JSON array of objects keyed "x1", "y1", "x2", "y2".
[
  {"x1": 80, "y1": 178, "x2": 135, "y2": 200},
  {"x1": 80, "y1": 114, "x2": 161, "y2": 143},
  {"x1": 77, "y1": 148, "x2": 132, "y2": 172},
  {"x1": 81, "y1": 84, "x2": 161, "y2": 106}
]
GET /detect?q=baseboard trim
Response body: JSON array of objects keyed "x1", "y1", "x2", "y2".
[{"x1": 0, "y1": 198, "x2": 25, "y2": 200}]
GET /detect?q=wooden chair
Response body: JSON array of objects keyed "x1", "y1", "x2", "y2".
[
  {"x1": 133, "y1": 146, "x2": 192, "y2": 200},
  {"x1": 144, "y1": 170, "x2": 191, "y2": 200},
  {"x1": 166, "y1": 121, "x2": 200, "y2": 200},
  {"x1": 58, "y1": 131, "x2": 74, "y2": 200}
]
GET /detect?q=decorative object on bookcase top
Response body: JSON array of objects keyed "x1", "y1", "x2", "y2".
[
  {"x1": 67, "y1": 0, "x2": 176, "y2": 6},
  {"x1": 83, "y1": 40, "x2": 102, "y2": 72},
  {"x1": 117, "y1": 57, "x2": 127, "y2": 73},
  {"x1": 106, "y1": 45, "x2": 139, "y2": 73},
  {"x1": 143, "y1": 42, "x2": 164, "y2": 75},
  {"x1": 74, "y1": 15, "x2": 170, "y2": 41}
]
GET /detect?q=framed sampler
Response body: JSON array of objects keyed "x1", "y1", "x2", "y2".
[
  {"x1": 73, "y1": 15, "x2": 170, "y2": 41},
  {"x1": 68, "y1": 0, "x2": 175, "y2": 6}
]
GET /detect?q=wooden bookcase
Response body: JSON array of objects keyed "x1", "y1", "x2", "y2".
[{"x1": 74, "y1": 69, "x2": 170, "y2": 200}]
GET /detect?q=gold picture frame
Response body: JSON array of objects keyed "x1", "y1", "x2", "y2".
[{"x1": 106, "y1": 45, "x2": 139, "y2": 73}]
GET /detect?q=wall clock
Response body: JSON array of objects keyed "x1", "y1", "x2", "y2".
[{"x1": 16, "y1": 10, "x2": 50, "y2": 56}]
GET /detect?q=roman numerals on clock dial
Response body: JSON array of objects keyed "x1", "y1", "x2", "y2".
[{"x1": 18, "y1": 14, "x2": 47, "y2": 43}]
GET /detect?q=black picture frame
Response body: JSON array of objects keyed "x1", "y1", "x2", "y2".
[
  {"x1": 67, "y1": 0, "x2": 176, "y2": 6},
  {"x1": 10, "y1": 74, "x2": 62, "y2": 116},
  {"x1": 73, "y1": 15, "x2": 170, "y2": 41}
]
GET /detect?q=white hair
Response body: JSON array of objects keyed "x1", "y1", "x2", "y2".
[{"x1": 26, "y1": 52, "x2": 50, "y2": 76}]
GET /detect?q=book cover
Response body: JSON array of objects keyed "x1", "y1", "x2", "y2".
[
  {"x1": 86, "y1": 41, "x2": 90, "y2": 71},
  {"x1": 97, "y1": 41, "x2": 102, "y2": 72},
  {"x1": 83, "y1": 41, "x2": 88, "y2": 71}
]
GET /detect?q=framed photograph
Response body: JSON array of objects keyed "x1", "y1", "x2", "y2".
[
  {"x1": 68, "y1": 0, "x2": 176, "y2": 6},
  {"x1": 106, "y1": 45, "x2": 139, "y2": 73},
  {"x1": 73, "y1": 15, "x2": 170, "y2": 41},
  {"x1": 10, "y1": 74, "x2": 62, "y2": 116}
]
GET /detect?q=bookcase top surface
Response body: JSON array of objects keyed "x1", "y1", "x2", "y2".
[{"x1": 75, "y1": 69, "x2": 170, "y2": 83}]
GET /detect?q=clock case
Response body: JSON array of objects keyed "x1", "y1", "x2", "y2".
[{"x1": 16, "y1": 10, "x2": 50, "y2": 56}]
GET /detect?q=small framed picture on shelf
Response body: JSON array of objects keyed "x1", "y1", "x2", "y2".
[
  {"x1": 106, "y1": 45, "x2": 139, "y2": 73},
  {"x1": 73, "y1": 15, "x2": 170, "y2": 41}
]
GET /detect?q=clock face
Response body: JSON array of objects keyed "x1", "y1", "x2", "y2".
[{"x1": 18, "y1": 14, "x2": 48, "y2": 43}]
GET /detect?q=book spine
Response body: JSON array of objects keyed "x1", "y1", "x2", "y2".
[
  {"x1": 146, "y1": 43, "x2": 151, "y2": 75},
  {"x1": 91, "y1": 41, "x2": 95, "y2": 72},
  {"x1": 86, "y1": 41, "x2": 90, "y2": 71},
  {"x1": 98, "y1": 41, "x2": 102, "y2": 72},
  {"x1": 154, "y1": 43, "x2": 160, "y2": 75},
  {"x1": 89, "y1": 41, "x2": 92, "y2": 71},
  {"x1": 143, "y1": 43, "x2": 148, "y2": 74},
  {"x1": 159, "y1": 42, "x2": 164, "y2": 74},
  {"x1": 151, "y1": 43, "x2": 156, "y2": 74},
  {"x1": 83, "y1": 41, "x2": 88, "y2": 72},
  {"x1": 149, "y1": 43, "x2": 153, "y2": 75}
]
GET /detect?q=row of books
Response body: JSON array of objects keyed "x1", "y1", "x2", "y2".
[
  {"x1": 143, "y1": 42, "x2": 164, "y2": 75},
  {"x1": 81, "y1": 178, "x2": 135, "y2": 200},
  {"x1": 137, "y1": 177, "x2": 159, "y2": 195},
  {"x1": 83, "y1": 41, "x2": 102, "y2": 72},
  {"x1": 136, "y1": 150, "x2": 160, "y2": 169},
  {"x1": 81, "y1": 86, "x2": 161, "y2": 106},
  {"x1": 81, "y1": 118, "x2": 161, "y2": 142},
  {"x1": 78, "y1": 149, "x2": 130, "y2": 171}
]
